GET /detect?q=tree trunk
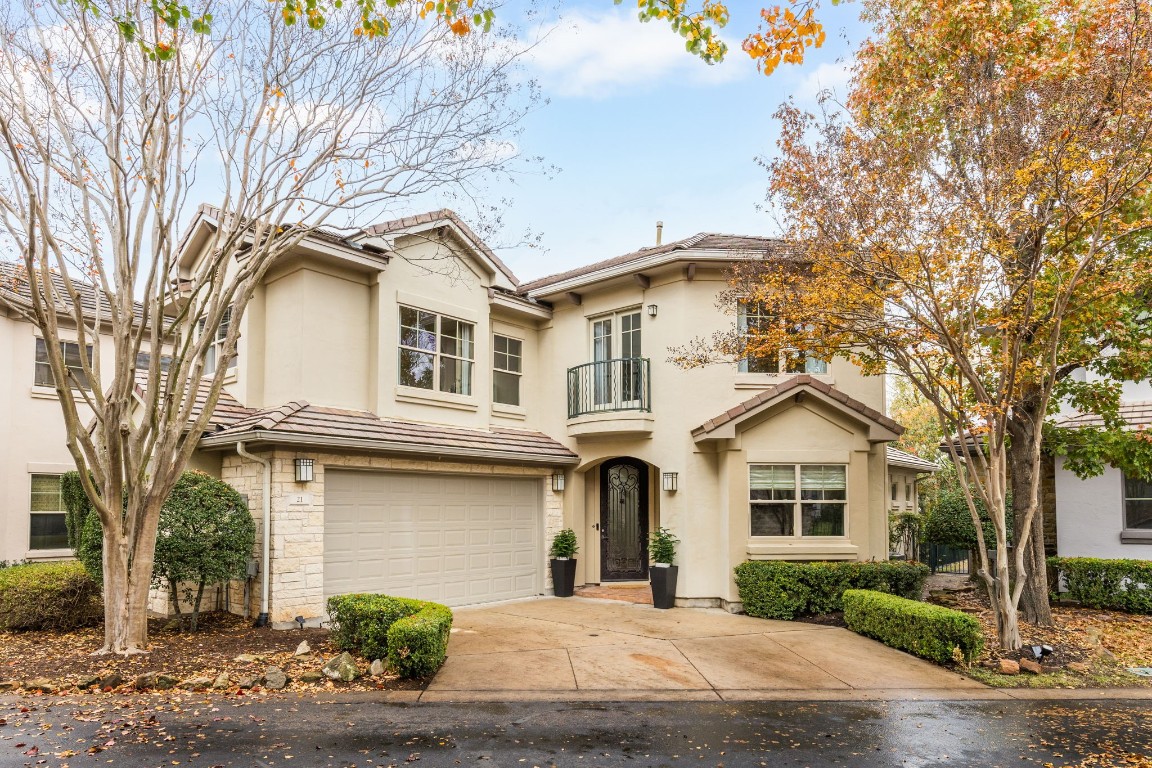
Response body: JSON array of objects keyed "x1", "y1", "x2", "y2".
[
  {"x1": 1008, "y1": 418, "x2": 1054, "y2": 626},
  {"x1": 98, "y1": 497, "x2": 162, "y2": 654}
]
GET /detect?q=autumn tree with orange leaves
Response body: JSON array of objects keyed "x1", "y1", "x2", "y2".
[{"x1": 678, "y1": 0, "x2": 1152, "y2": 649}]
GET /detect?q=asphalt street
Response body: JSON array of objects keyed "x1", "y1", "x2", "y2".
[{"x1": 3, "y1": 695, "x2": 1152, "y2": 767}]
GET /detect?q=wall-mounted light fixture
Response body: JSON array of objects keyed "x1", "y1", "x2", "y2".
[
  {"x1": 551, "y1": 472, "x2": 566, "y2": 492},
  {"x1": 662, "y1": 472, "x2": 678, "y2": 493},
  {"x1": 646, "y1": 304, "x2": 658, "y2": 318},
  {"x1": 294, "y1": 458, "x2": 314, "y2": 483}
]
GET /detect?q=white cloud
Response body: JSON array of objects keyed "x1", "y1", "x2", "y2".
[
  {"x1": 522, "y1": 7, "x2": 745, "y2": 98},
  {"x1": 794, "y1": 60, "x2": 855, "y2": 104}
]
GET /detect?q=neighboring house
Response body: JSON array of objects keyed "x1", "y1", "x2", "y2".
[
  {"x1": 1054, "y1": 380, "x2": 1152, "y2": 560},
  {"x1": 0, "y1": 263, "x2": 118, "y2": 564},
  {"x1": 886, "y1": 447, "x2": 937, "y2": 517},
  {"x1": 157, "y1": 206, "x2": 914, "y2": 626}
]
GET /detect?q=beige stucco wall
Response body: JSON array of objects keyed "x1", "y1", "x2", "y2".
[
  {"x1": 218, "y1": 448, "x2": 564, "y2": 627},
  {"x1": 0, "y1": 312, "x2": 116, "y2": 563}
]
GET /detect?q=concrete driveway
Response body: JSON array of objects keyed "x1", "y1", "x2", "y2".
[{"x1": 424, "y1": 597, "x2": 993, "y2": 702}]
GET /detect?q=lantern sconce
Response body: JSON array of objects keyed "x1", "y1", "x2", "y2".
[
  {"x1": 662, "y1": 472, "x2": 678, "y2": 493},
  {"x1": 551, "y1": 472, "x2": 566, "y2": 492},
  {"x1": 646, "y1": 304, "x2": 658, "y2": 318},
  {"x1": 294, "y1": 458, "x2": 314, "y2": 483}
]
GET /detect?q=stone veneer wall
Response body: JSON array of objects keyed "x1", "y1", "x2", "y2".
[{"x1": 220, "y1": 448, "x2": 565, "y2": 627}]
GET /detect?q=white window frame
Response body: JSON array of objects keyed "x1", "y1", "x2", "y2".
[
  {"x1": 29, "y1": 473, "x2": 68, "y2": 551},
  {"x1": 197, "y1": 306, "x2": 236, "y2": 376},
  {"x1": 492, "y1": 334, "x2": 522, "y2": 406},
  {"x1": 736, "y1": 300, "x2": 828, "y2": 375},
  {"x1": 34, "y1": 338, "x2": 93, "y2": 390},
  {"x1": 397, "y1": 305, "x2": 475, "y2": 396},
  {"x1": 749, "y1": 464, "x2": 848, "y2": 538},
  {"x1": 588, "y1": 308, "x2": 644, "y2": 409}
]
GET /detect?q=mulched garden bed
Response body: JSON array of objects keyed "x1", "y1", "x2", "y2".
[
  {"x1": 926, "y1": 582, "x2": 1152, "y2": 688},
  {"x1": 0, "y1": 611, "x2": 425, "y2": 695}
]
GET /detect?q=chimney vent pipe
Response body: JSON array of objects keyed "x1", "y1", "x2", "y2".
[{"x1": 656, "y1": 221, "x2": 664, "y2": 246}]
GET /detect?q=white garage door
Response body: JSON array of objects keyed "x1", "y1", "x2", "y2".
[{"x1": 324, "y1": 470, "x2": 542, "y2": 606}]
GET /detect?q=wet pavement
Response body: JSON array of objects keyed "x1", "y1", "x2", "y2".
[{"x1": 2, "y1": 695, "x2": 1151, "y2": 767}]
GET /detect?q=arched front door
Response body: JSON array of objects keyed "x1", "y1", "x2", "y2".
[{"x1": 599, "y1": 458, "x2": 649, "y2": 581}]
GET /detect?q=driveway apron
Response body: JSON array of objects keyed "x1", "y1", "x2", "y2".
[{"x1": 423, "y1": 597, "x2": 993, "y2": 702}]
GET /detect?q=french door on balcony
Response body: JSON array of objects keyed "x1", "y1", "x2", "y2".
[{"x1": 591, "y1": 310, "x2": 643, "y2": 409}]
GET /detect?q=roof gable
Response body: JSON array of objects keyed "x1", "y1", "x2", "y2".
[{"x1": 692, "y1": 375, "x2": 903, "y2": 444}]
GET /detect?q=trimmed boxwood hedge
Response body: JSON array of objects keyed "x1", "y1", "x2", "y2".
[
  {"x1": 326, "y1": 593, "x2": 452, "y2": 678},
  {"x1": 1049, "y1": 557, "x2": 1152, "y2": 614},
  {"x1": 842, "y1": 589, "x2": 984, "y2": 664},
  {"x1": 734, "y1": 560, "x2": 930, "y2": 620},
  {"x1": 0, "y1": 561, "x2": 101, "y2": 631}
]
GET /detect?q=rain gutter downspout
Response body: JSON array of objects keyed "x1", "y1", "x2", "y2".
[{"x1": 236, "y1": 441, "x2": 271, "y2": 627}]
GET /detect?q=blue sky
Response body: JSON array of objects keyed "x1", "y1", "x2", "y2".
[{"x1": 472, "y1": 1, "x2": 872, "y2": 282}]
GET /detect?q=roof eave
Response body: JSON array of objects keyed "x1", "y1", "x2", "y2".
[
  {"x1": 198, "y1": 428, "x2": 580, "y2": 467},
  {"x1": 522, "y1": 249, "x2": 739, "y2": 298}
]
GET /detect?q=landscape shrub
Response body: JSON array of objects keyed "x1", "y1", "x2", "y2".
[
  {"x1": 842, "y1": 589, "x2": 984, "y2": 664},
  {"x1": 923, "y1": 484, "x2": 1013, "y2": 550},
  {"x1": 152, "y1": 471, "x2": 256, "y2": 631},
  {"x1": 386, "y1": 602, "x2": 453, "y2": 678},
  {"x1": 327, "y1": 593, "x2": 452, "y2": 678},
  {"x1": 734, "y1": 560, "x2": 930, "y2": 620},
  {"x1": 0, "y1": 561, "x2": 101, "y2": 631},
  {"x1": 1049, "y1": 557, "x2": 1152, "y2": 614}
]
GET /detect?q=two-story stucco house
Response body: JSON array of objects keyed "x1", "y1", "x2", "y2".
[
  {"x1": 0, "y1": 264, "x2": 120, "y2": 564},
  {"x1": 152, "y1": 206, "x2": 925, "y2": 627}
]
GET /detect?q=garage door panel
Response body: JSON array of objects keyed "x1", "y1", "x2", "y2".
[{"x1": 324, "y1": 470, "x2": 541, "y2": 607}]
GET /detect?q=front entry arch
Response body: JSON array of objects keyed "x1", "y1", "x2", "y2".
[{"x1": 599, "y1": 458, "x2": 649, "y2": 581}]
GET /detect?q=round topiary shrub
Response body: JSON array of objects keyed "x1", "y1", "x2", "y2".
[{"x1": 153, "y1": 471, "x2": 255, "y2": 631}]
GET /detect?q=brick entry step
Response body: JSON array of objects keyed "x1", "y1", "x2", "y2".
[{"x1": 572, "y1": 584, "x2": 653, "y2": 605}]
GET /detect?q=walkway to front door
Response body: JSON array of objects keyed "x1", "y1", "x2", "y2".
[{"x1": 425, "y1": 598, "x2": 992, "y2": 701}]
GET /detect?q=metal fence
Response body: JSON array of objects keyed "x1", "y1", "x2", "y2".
[{"x1": 919, "y1": 543, "x2": 970, "y2": 574}]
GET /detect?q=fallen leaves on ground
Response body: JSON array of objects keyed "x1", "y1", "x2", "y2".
[{"x1": 0, "y1": 611, "x2": 423, "y2": 695}]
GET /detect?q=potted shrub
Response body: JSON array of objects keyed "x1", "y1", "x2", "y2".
[
  {"x1": 649, "y1": 527, "x2": 680, "y2": 609},
  {"x1": 549, "y1": 528, "x2": 579, "y2": 598}
]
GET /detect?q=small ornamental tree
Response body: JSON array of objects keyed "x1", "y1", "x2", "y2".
[{"x1": 153, "y1": 472, "x2": 256, "y2": 632}]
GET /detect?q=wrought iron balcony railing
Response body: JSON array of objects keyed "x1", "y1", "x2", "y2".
[{"x1": 567, "y1": 358, "x2": 651, "y2": 419}]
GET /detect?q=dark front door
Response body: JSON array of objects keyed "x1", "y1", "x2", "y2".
[{"x1": 600, "y1": 458, "x2": 649, "y2": 581}]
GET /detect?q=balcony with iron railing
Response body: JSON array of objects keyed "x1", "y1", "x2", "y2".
[{"x1": 566, "y1": 358, "x2": 654, "y2": 438}]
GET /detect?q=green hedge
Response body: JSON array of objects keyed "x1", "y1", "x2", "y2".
[
  {"x1": 0, "y1": 561, "x2": 102, "y2": 631},
  {"x1": 326, "y1": 593, "x2": 452, "y2": 678},
  {"x1": 842, "y1": 589, "x2": 984, "y2": 664},
  {"x1": 1049, "y1": 557, "x2": 1152, "y2": 614},
  {"x1": 734, "y1": 560, "x2": 930, "y2": 620}
]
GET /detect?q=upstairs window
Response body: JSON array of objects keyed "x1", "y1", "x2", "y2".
[
  {"x1": 34, "y1": 339, "x2": 92, "y2": 390},
  {"x1": 737, "y1": 300, "x2": 828, "y2": 375},
  {"x1": 398, "y1": 306, "x2": 474, "y2": 396},
  {"x1": 197, "y1": 306, "x2": 235, "y2": 375},
  {"x1": 493, "y1": 335, "x2": 522, "y2": 406}
]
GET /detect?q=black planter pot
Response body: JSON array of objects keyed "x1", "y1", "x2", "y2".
[
  {"x1": 551, "y1": 558, "x2": 577, "y2": 597},
  {"x1": 650, "y1": 564, "x2": 679, "y2": 609}
]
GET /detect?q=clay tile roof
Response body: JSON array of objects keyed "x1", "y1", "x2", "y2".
[
  {"x1": 886, "y1": 446, "x2": 939, "y2": 473},
  {"x1": 0, "y1": 261, "x2": 148, "y2": 327},
  {"x1": 518, "y1": 233, "x2": 801, "y2": 294},
  {"x1": 132, "y1": 371, "x2": 254, "y2": 432},
  {"x1": 691, "y1": 375, "x2": 905, "y2": 438},
  {"x1": 1058, "y1": 400, "x2": 1152, "y2": 430},
  {"x1": 203, "y1": 402, "x2": 578, "y2": 466},
  {"x1": 363, "y1": 209, "x2": 519, "y2": 287}
]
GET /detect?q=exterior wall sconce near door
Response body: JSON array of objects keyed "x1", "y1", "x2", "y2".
[
  {"x1": 551, "y1": 472, "x2": 566, "y2": 492},
  {"x1": 646, "y1": 304, "x2": 658, "y2": 318},
  {"x1": 662, "y1": 472, "x2": 678, "y2": 492},
  {"x1": 294, "y1": 458, "x2": 314, "y2": 483}
]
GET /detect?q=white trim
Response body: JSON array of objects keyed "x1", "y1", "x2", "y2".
[
  {"x1": 524, "y1": 250, "x2": 742, "y2": 297},
  {"x1": 395, "y1": 385, "x2": 479, "y2": 412},
  {"x1": 26, "y1": 462, "x2": 78, "y2": 473}
]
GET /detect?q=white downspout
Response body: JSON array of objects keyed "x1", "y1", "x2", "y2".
[{"x1": 236, "y1": 441, "x2": 271, "y2": 627}]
